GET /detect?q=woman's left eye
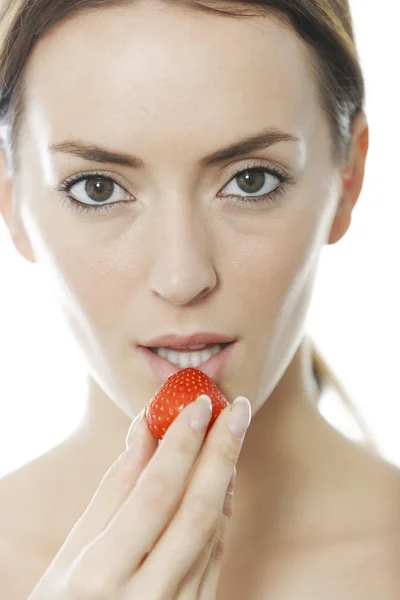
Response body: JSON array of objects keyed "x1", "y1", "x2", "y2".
[{"x1": 219, "y1": 166, "x2": 288, "y2": 204}]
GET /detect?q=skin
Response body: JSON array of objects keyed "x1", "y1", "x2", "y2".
[{"x1": 0, "y1": 1, "x2": 399, "y2": 597}]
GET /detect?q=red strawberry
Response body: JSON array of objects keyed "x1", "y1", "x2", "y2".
[{"x1": 145, "y1": 367, "x2": 229, "y2": 440}]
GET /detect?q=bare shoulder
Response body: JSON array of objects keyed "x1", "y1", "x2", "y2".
[
  {"x1": 0, "y1": 527, "x2": 47, "y2": 600},
  {"x1": 349, "y1": 439, "x2": 400, "y2": 533},
  {"x1": 0, "y1": 441, "x2": 76, "y2": 546},
  {"x1": 0, "y1": 456, "x2": 49, "y2": 536},
  {"x1": 0, "y1": 464, "x2": 53, "y2": 600},
  {"x1": 0, "y1": 439, "x2": 99, "y2": 598}
]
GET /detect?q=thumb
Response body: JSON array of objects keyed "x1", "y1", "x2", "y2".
[{"x1": 58, "y1": 408, "x2": 158, "y2": 564}]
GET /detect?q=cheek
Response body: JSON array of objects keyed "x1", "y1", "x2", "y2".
[
  {"x1": 26, "y1": 200, "x2": 138, "y2": 331},
  {"x1": 59, "y1": 241, "x2": 139, "y2": 330},
  {"x1": 223, "y1": 206, "x2": 321, "y2": 317}
]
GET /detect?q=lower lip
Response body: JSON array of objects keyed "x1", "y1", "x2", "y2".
[{"x1": 137, "y1": 342, "x2": 236, "y2": 384}]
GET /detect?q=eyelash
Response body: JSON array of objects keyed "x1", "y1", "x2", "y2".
[{"x1": 54, "y1": 162, "x2": 294, "y2": 216}]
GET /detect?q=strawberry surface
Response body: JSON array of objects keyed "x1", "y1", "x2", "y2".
[{"x1": 145, "y1": 367, "x2": 229, "y2": 440}]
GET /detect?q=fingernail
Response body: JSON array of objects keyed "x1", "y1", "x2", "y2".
[
  {"x1": 228, "y1": 396, "x2": 251, "y2": 439},
  {"x1": 188, "y1": 395, "x2": 213, "y2": 433},
  {"x1": 125, "y1": 408, "x2": 145, "y2": 449}
]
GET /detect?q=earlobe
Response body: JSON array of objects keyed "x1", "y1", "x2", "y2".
[
  {"x1": 0, "y1": 147, "x2": 37, "y2": 264},
  {"x1": 327, "y1": 209, "x2": 352, "y2": 245},
  {"x1": 12, "y1": 232, "x2": 37, "y2": 264},
  {"x1": 327, "y1": 172, "x2": 358, "y2": 246}
]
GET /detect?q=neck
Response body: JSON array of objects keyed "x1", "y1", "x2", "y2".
[
  {"x1": 231, "y1": 336, "x2": 325, "y2": 527},
  {"x1": 237, "y1": 335, "x2": 322, "y2": 481}
]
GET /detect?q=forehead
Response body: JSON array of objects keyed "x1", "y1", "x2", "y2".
[{"x1": 23, "y1": 3, "x2": 320, "y2": 162}]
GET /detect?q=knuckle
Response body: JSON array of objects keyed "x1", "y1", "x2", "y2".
[
  {"x1": 144, "y1": 471, "x2": 175, "y2": 508},
  {"x1": 174, "y1": 426, "x2": 198, "y2": 457},
  {"x1": 214, "y1": 537, "x2": 225, "y2": 562},
  {"x1": 187, "y1": 494, "x2": 220, "y2": 536},
  {"x1": 101, "y1": 451, "x2": 132, "y2": 484},
  {"x1": 217, "y1": 439, "x2": 239, "y2": 470},
  {"x1": 67, "y1": 568, "x2": 115, "y2": 599},
  {"x1": 67, "y1": 547, "x2": 120, "y2": 599},
  {"x1": 222, "y1": 493, "x2": 234, "y2": 518},
  {"x1": 101, "y1": 463, "x2": 121, "y2": 484}
]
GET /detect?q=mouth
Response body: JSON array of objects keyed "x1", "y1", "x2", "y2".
[
  {"x1": 137, "y1": 341, "x2": 236, "y2": 383},
  {"x1": 149, "y1": 342, "x2": 230, "y2": 365}
]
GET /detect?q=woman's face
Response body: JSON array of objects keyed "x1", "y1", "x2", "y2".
[{"x1": 11, "y1": 2, "x2": 345, "y2": 416}]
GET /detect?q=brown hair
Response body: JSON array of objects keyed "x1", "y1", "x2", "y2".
[{"x1": 0, "y1": 0, "x2": 376, "y2": 447}]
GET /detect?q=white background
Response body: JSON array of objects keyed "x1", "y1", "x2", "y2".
[{"x1": 0, "y1": 0, "x2": 399, "y2": 477}]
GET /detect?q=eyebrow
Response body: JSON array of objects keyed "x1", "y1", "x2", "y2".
[{"x1": 49, "y1": 127, "x2": 300, "y2": 169}]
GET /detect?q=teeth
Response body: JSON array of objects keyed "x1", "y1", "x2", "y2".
[
  {"x1": 155, "y1": 344, "x2": 223, "y2": 368},
  {"x1": 183, "y1": 344, "x2": 208, "y2": 350}
]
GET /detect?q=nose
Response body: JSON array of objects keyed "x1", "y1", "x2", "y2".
[{"x1": 148, "y1": 201, "x2": 218, "y2": 306}]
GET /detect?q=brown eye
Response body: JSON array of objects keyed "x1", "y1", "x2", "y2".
[
  {"x1": 61, "y1": 175, "x2": 130, "y2": 207},
  {"x1": 220, "y1": 167, "x2": 281, "y2": 201},
  {"x1": 84, "y1": 178, "x2": 115, "y2": 203},
  {"x1": 235, "y1": 169, "x2": 267, "y2": 195}
]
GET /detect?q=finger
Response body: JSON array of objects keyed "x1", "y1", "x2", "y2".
[
  {"x1": 175, "y1": 466, "x2": 237, "y2": 598},
  {"x1": 198, "y1": 467, "x2": 236, "y2": 598},
  {"x1": 58, "y1": 408, "x2": 157, "y2": 563},
  {"x1": 76, "y1": 395, "x2": 215, "y2": 584},
  {"x1": 195, "y1": 467, "x2": 237, "y2": 574},
  {"x1": 211, "y1": 467, "x2": 236, "y2": 562},
  {"x1": 137, "y1": 397, "x2": 251, "y2": 594}
]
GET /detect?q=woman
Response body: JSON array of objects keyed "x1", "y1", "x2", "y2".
[{"x1": 0, "y1": 0, "x2": 398, "y2": 598}]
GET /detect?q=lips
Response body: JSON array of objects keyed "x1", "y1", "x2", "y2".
[
  {"x1": 149, "y1": 342, "x2": 230, "y2": 354},
  {"x1": 139, "y1": 332, "x2": 237, "y2": 350}
]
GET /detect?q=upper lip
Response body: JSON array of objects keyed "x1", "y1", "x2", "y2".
[{"x1": 139, "y1": 332, "x2": 237, "y2": 349}]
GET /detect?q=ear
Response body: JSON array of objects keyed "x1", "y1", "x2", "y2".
[
  {"x1": 0, "y1": 146, "x2": 36, "y2": 263},
  {"x1": 328, "y1": 111, "x2": 369, "y2": 245}
]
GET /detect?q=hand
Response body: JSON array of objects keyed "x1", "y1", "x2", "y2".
[{"x1": 27, "y1": 394, "x2": 251, "y2": 599}]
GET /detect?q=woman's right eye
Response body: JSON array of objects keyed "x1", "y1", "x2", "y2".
[
  {"x1": 54, "y1": 173, "x2": 134, "y2": 215},
  {"x1": 64, "y1": 176, "x2": 130, "y2": 205}
]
